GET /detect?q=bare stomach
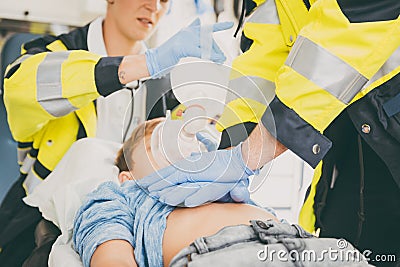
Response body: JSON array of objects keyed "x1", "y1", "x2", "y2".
[{"x1": 162, "y1": 203, "x2": 277, "y2": 266}]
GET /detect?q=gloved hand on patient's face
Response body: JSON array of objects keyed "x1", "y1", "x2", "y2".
[
  {"x1": 145, "y1": 18, "x2": 234, "y2": 78},
  {"x1": 144, "y1": 178, "x2": 251, "y2": 206},
  {"x1": 216, "y1": 178, "x2": 251, "y2": 204},
  {"x1": 195, "y1": 132, "x2": 250, "y2": 203},
  {"x1": 195, "y1": 132, "x2": 218, "y2": 152},
  {"x1": 137, "y1": 144, "x2": 257, "y2": 207}
]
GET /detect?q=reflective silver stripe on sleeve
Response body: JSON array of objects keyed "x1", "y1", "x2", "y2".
[
  {"x1": 226, "y1": 76, "x2": 276, "y2": 105},
  {"x1": 37, "y1": 51, "x2": 77, "y2": 117},
  {"x1": 23, "y1": 168, "x2": 43, "y2": 194},
  {"x1": 20, "y1": 154, "x2": 36, "y2": 174},
  {"x1": 17, "y1": 147, "x2": 31, "y2": 165},
  {"x1": 285, "y1": 36, "x2": 368, "y2": 104},
  {"x1": 363, "y1": 45, "x2": 400, "y2": 89},
  {"x1": 247, "y1": 0, "x2": 280, "y2": 24},
  {"x1": 5, "y1": 54, "x2": 32, "y2": 76}
]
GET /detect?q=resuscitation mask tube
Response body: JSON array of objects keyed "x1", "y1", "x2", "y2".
[{"x1": 150, "y1": 106, "x2": 209, "y2": 169}]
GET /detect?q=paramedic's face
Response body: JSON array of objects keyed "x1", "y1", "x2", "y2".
[
  {"x1": 131, "y1": 134, "x2": 160, "y2": 180},
  {"x1": 110, "y1": 0, "x2": 169, "y2": 41}
]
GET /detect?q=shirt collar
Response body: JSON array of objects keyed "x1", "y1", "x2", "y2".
[{"x1": 87, "y1": 17, "x2": 108, "y2": 56}]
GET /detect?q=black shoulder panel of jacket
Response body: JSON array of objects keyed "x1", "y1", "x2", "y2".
[
  {"x1": 303, "y1": 0, "x2": 311, "y2": 10},
  {"x1": 337, "y1": 0, "x2": 400, "y2": 22},
  {"x1": 233, "y1": 0, "x2": 257, "y2": 19},
  {"x1": 3, "y1": 35, "x2": 58, "y2": 79},
  {"x1": 245, "y1": 0, "x2": 257, "y2": 16},
  {"x1": 262, "y1": 96, "x2": 332, "y2": 168},
  {"x1": 22, "y1": 23, "x2": 90, "y2": 55},
  {"x1": 58, "y1": 23, "x2": 90, "y2": 50},
  {"x1": 218, "y1": 122, "x2": 257, "y2": 149},
  {"x1": 240, "y1": 32, "x2": 254, "y2": 53},
  {"x1": 23, "y1": 35, "x2": 58, "y2": 55}
]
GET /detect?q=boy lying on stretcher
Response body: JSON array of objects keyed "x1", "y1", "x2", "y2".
[{"x1": 73, "y1": 118, "x2": 370, "y2": 267}]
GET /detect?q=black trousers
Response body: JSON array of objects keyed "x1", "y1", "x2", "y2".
[{"x1": 0, "y1": 175, "x2": 60, "y2": 267}]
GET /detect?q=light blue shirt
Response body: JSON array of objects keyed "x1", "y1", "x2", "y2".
[
  {"x1": 73, "y1": 181, "x2": 174, "y2": 267},
  {"x1": 73, "y1": 180, "x2": 277, "y2": 267}
]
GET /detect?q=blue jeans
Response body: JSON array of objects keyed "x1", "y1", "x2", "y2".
[{"x1": 169, "y1": 220, "x2": 371, "y2": 267}]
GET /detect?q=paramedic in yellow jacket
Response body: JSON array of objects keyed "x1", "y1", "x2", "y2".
[
  {"x1": 140, "y1": 0, "x2": 400, "y2": 264},
  {"x1": 0, "y1": 0, "x2": 233, "y2": 266}
]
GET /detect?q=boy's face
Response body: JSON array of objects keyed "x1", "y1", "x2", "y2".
[
  {"x1": 108, "y1": 0, "x2": 169, "y2": 41},
  {"x1": 130, "y1": 134, "x2": 160, "y2": 180}
]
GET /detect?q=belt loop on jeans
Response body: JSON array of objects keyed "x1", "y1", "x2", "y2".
[
  {"x1": 193, "y1": 237, "x2": 210, "y2": 254},
  {"x1": 251, "y1": 220, "x2": 275, "y2": 233},
  {"x1": 251, "y1": 220, "x2": 279, "y2": 244},
  {"x1": 292, "y1": 224, "x2": 314, "y2": 238},
  {"x1": 251, "y1": 220, "x2": 314, "y2": 242}
]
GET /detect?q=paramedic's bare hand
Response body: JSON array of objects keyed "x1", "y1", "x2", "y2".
[
  {"x1": 145, "y1": 18, "x2": 233, "y2": 78},
  {"x1": 138, "y1": 144, "x2": 258, "y2": 207}
]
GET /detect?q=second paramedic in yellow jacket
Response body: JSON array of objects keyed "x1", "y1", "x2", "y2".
[
  {"x1": 0, "y1": 0, "x2": 234, "y2": 266},
  {"x1": 139, "y1": 0, "x2": 400, "y2": 264},
  {"x1": 220, "y1": 0, "x2": 400, "y2": 263}
]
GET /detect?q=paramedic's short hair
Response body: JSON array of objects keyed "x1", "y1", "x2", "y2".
[{"x1": 115, "y1": 117, "x2": 164, "y2": 172}]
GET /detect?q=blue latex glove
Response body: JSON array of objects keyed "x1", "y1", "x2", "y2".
[
  {"x1": 150, "y1": 179, "x2": 249, "y2": 206},
  {"x1": 145, "y1": 18, "x2": 233, "y2": 78},
  {"x1": 138, "y1": 144, "x2": 257, "y2": 207},
  {"x1": 196, "y1": 132, "x2": 217, "y2": 152},
  {"x1": 229, "y1": 178, "x2": 251, "y2": 202},
  {"x1": 195, "y1": 132, "x2": 249, "y2": 204},
  {"x1": 216, "y1": 178, "x2": 250, "y2": 203}
]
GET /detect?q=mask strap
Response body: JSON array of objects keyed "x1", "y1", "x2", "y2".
[{"x1": 150, "y1": 121, "x2": 170, "y2": 169}]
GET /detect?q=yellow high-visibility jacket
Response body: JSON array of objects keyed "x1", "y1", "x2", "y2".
[
  {"x1": 4, "y1": 24, "x2": 124, "y2": 194},
  {"x1": 217, "y1": 0, "x2": 400, "y2": 232}
]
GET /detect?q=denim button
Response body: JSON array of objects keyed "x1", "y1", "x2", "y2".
[{"x1": 256, "y1": 220, "x2": 268, "y2": 229}]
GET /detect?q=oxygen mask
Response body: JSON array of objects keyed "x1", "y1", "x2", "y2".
[
  {"x1": 150, "y1": 57, "x2": 231, "y2": 169},
  {"x1": 150, "y1": 105, "x2": 209, "y2": 169}
]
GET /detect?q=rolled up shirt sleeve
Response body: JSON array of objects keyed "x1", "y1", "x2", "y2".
[{"x1": 73, "y1": 181, "x2": 134, "y2": 267}]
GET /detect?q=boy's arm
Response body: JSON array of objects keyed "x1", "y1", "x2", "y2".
[
  {"x1": 91, "y1": 240, "x2": 137, "y2": 267},
  {"x1": 73, "y1": 182, "x2": 136, "y2": 267}
]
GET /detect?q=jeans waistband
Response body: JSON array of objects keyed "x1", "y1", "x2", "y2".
[{"x1": 193, "y1": 220, "x2": 314, "y2": 255}]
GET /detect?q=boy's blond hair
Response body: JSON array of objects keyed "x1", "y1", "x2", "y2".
[{"x1": 115, "y1": 118, "x2": 164, "y2": 172}]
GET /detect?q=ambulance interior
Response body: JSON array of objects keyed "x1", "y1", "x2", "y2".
[{"x1": 0, "y1": 1, "x2": 313, "y2": 266}]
